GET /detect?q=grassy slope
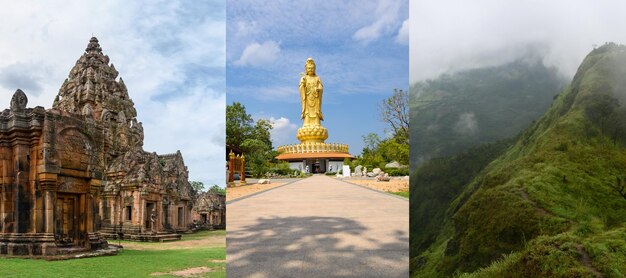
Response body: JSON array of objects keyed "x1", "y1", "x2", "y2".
[
  {"x1": 412, "y1": 44, "x2": 626, "y2": 277},
  {"x1": 0, "y1": 230, "x2": 226, "y2": 278},
  {"x1": 410, "y1": 139, "x2": 513, "y2": 260}
]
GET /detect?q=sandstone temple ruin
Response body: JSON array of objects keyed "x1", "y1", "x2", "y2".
[
  {"x1": 0, "y1": 37, "x2": 202, "y2": 256},
  {"x1": 192, "y1": 191, "x2": 225, "y2": 230}
]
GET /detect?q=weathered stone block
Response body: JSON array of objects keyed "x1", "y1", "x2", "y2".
[
  {"x1": 30, "y1": 243, "x2": 42, "y2": 255},
  {"x1": 8, "y1": 243, "x2": 29, "y2": 255}
]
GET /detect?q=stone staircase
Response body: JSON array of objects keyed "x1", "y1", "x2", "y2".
[{"x1": 128, "y1": 232, "x2": 181, "y2": 242}]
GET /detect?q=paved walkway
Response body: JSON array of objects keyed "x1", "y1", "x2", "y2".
[{"x1": 226, "y1": 175, "x2": 409, "y2": 277}]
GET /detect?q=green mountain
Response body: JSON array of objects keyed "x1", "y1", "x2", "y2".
[
  {"x1": 411, "y1": 43, "x2": 626, "y2": 277},
  {"x1": 410, "y1": 59, "x2": 567, "y2": 168}
]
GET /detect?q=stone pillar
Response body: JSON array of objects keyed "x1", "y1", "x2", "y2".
[
  {"x1": 38, "y1": 173, "x2": 58, "y2": 256},
  {"x1": 114, "y1": 195, "x2": 121, "y2": 228},
  {"x1": 87, "y1": 179, "x2": 101, "y2": 235},
  {"x1": 0, "y1": 159, "x2": 12, "y2": 233},
  {"x1": 240, "y1": 155, "x2": 246, "y2": 185},
  {"x1": 133, "y1": 190, "x2": 141, "y2": 228},
  {"x1": 140, "y1": 198, "x2": 146, "y2": 233},
  {"x1": 228, "y1": 151, "x2": 235, "y2": 187},
  {"x1": 103, "y1": 195, "x2": 113, "y2": 228},
  {"x1": 168, "y1": 204, "x2": 174, "y2": 230},
  {"x1": 156, "y1": 199, "x2": 163, "y2": 232},
  {"x1": 78, "y1": 193, "x2": 86, "y2": 244},
  {"x1": 38, "y1": 173, "x2": 57, "y2": 234},
  {"x1": 98, "y1": 193, "x2": 105, "y2": 229}
]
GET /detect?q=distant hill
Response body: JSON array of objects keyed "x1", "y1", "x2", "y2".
[
  {"x1": 410, "y1": 59, "x2": 567, "y2": 169},
  {"x1": 411, "y1": 43, "x2": 626, "y2": 277}
]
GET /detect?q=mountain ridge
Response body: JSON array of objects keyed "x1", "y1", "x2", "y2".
[{"x1": 412, "y1": 43, "x2": 626, "y2": 277}]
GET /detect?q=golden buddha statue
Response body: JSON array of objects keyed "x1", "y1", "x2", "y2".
[
  {"x1": 274, "y1": 58, "x2": 353, "y2": 161},
  {"x1": 296, "y1": 58, "x2": 329, "y2": 143},
  {"x1": 300, "y1": 58, "x2": 323, "y2": 126}
]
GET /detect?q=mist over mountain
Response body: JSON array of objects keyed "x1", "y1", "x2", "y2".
[
  {"x1": 411, "y1": 43, "x2": 626, "y2": 277},
  {"x1": 410, "y1": 56, "x2": 568, "y2": 169}
]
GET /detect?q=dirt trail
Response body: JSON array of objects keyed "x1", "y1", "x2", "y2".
[
  {"x1": 518, "y1": 188, "x2": 555, "y2": 217},
  {"x1": 151, "y1": 267, "x2": 214, "y2": 277},
  {"x1": 576, "y1": 244, "x2": 604, "y2": 278}
]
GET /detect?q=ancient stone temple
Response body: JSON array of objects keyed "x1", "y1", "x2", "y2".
[
  {"x1": 276, "y1": 58, "x2": 353, "y2": 173},
  {"x1": 192, "y1": 191, "x2": 225, "y2": 230},
  {"x1": 100, "y1": 150, "x2": 194, "y2": 241},
  {"x1": 0, "y1": 38, "x2": 195, "y2": 256},
  {"x1": 1, "y1": 90, "x2": 109, "y2": 256}
]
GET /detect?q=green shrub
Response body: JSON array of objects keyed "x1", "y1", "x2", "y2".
[
  {"x1": 325, "y1": 172, "x2": 337, "y2": 176},
  {"x1": 385, "y1": 168, "x2": 409, "y2": 176},
  {"x1": 268, "y1": 162, "x2": 292, "y2": 176}
]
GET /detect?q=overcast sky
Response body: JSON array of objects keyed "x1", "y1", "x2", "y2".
[
  {"x1": 227, "y1": 0, "x2": 409, "y2": 154},
  {"x1": 411, "y1": 0, "x2": 626, "y2": 84},
  {"x1": 0, "y1": 1, "x2": 225, "y2": 189}
]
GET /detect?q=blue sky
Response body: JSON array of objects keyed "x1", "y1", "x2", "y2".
[
  {"x1": 226, "y1": 0, "x2": 409, "y2": 155},
  {"x1": 0, "y1": 1, "x2": 225, "y2": 189}
]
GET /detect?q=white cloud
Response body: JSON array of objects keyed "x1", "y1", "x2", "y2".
[
  {"x1": 353, "y1": 0, "x2": 404, "y2": 42},
  {"x1": 269, "y1": 116, "x2": 298, "y2": 146},
  {"x1": 395, "y1": 19, "x2": 409, "y2": 45},
  {"x1": 235, "y1": 21, "x2": 259, "y2": 38},
  {"x1": 410, "y1": 1, "x2": 626, "y2": 83},
  {"x1": 233, "y1": 40, "x2": 281, "y2": 67},
  {"x1": 142, "y1": 87, "x2": 225, "y2": 188},
  {"x1": 0, "y1": 62, "x2": 51, "y2": 96},
  {"x1": 454, "y1": 112, "x2": 478, "y2": 135}
]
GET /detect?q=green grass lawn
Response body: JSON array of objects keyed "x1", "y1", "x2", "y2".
[
  {"x1": 390, "y1": 191, "x2": 409, "y2": 198},
  {"x1": 181, "y1": 230, "x2": 225, "y2": 240},
  {"x1": 0, "y1": 230, "x2": 226, "y2": 278}
]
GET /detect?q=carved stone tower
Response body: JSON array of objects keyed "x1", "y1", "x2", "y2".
[{"x1": 53, "y1": 37, "x2": 144, "y2": 157}]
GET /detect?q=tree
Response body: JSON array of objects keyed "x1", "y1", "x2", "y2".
[
  {"x1": 190, "y1": 181, "x2": 204, "y2": 192},
  {"x1": 379, "y1": 89, "x2": 409, "y2": 144},
  {"x1": 378, "y1": 139, "x2": 410, "y2": 165},
  {"x1": 226, "y1": 102, "x2": 275, "y2": 178},
  {"x1": 208, "y1": 184, "x2": 226, "y2": 195},
  {"x1": 356, "y1": 89, "x2": 410, "y2": 168},
  {"x1": 226, "y1": 102, "x2": 254, "y2": 149},
  {"x1": 363, "y1": 133, "x2": 382, "y2": 151}
]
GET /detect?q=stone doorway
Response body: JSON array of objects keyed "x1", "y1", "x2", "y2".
[
  {"x1": 162, "y1": 203, "x2": 169, "y2": 230},
  {"x1": 201, "y1": 214, "x2": 207, "y2": 224},
  {"x1": 313, "y1": 161, "x2": 321, "y2": 173},
  {"x1": 305, "y1": 159, "x2": 326, "y2": 173},
  {"x1": 145, "y1": 202, "x2": 156, "y2": 232},
  {"x1": 56, "y1": 194, "x2": 79, "y2": 244}
]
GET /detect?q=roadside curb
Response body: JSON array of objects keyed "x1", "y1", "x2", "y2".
[
  {"x1": 334, "y1": 178, "x2": 409, "y2": 201},
  {"x1": 226, "y1": 178, "x2": 306, "y2": 205}
]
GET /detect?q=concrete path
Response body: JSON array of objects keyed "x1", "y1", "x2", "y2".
[{"x1": 226, "y1": 175, "x2": 409, "y2": 277}]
